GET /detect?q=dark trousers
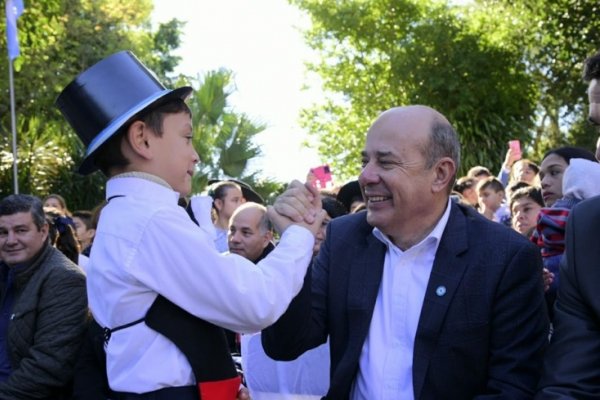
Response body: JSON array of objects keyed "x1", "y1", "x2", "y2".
[{"x1": 112, "y1": 385, "x2": 198, "y2": 400}]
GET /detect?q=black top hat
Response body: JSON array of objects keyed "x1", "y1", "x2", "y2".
[
  {"x1": 207, "y1": 179, "x2": 265, "y2": 205},
  {"x1": 336, "y1": 180, "x2": 364, "y2": 212},
  {"x1": 55, "y1": 51, "x2": 193, "y2": 175}
]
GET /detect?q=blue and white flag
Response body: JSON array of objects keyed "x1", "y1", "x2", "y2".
[{"x1": 5, "y1": 0, "x2": 24, "y2": 61}]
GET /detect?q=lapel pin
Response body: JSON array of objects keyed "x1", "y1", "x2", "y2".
[{"x1": 435, "y1": 286, "x2": 447, "y2": 297}]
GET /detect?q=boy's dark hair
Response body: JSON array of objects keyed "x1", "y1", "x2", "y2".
[
  {"x1": 95, "y1": 98, "x2": 192, "y2": 176},
  {"x1": 454, "y1": 176, "x2": 476, "y2": 194},
  {"x1": 0, "y1": 194, "x2": 47, "y2": 230},
  {"x1": 477, "y1": 176, "x2": 505, "y2": 193},
  {"x1": 506, "y1": 181, "x2": 531, "y2": 201},
  {"x1": 72, "y1": 210, "x2": 93, "y2": 229},
  {"x1": 510, "y1": 186, "x2": 544, "y2": 211}
]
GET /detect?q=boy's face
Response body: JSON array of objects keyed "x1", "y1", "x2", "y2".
[
  {"x1": 511, "y1": 197, "x2": 542, "y2": 236},
  {"x1": 72, "y1": 216, "x2": 94, "y2": 248},
  {"x1": 149, "y1": 112, "x2": 198, "y2": 196},
  {"x1": 478, "y1": 188, "x2": 504, "y2": 211}
]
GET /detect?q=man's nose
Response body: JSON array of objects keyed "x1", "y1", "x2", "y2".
[
  {"x1": 5, "y1": 231, "x2": 17, "y2": 245},
  {"x1": 359, "y1": 162, "x2": 378, "y2": 186}
]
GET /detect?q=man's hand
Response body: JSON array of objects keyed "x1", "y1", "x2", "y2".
[{"x1": 269, "y1": 180, "x2": 325, "y2": 235}]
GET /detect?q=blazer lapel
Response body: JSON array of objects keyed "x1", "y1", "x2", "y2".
[
  {"x1": 345, "y1": 228, "x2": 386, "y2": 367},
  {"x1": 412, "y1": 203, "x2": 470, "y2": 399}
]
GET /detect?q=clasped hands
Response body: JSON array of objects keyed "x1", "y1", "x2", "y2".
[{"x1": 268, "y1": 180, "x2": 326, "y2": 237}]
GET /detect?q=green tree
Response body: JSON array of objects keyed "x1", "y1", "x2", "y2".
[
  {"x1": 0, "y1": 0, "x2": 186, "y2": 209},
  {"x1": 475, "y1": 0, "x2": 600, "y2": 159},
  {"x1": 188, "y1": 69, "x2": 284, "y2": 201},
  {"x1": 293, "y1": 0, "x2": 537, "y2": 180},
  {"x1": 293, "y1": 0, "x2": 600, "y2": 179}
]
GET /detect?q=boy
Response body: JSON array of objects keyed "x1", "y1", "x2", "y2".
[
  {"x1": 510, "y1": 186, "x2": 543, "y2": 237},
  {"x1": 56, "y1": 51, "x2": 323, "y2": 399},
  {"x1": 72, "y1": 210, "x2": 95, "y2": 255},
  {"x1": 477, "y1": 176, "x2": 511, "y2": 226}
]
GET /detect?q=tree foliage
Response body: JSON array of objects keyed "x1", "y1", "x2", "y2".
[
  {"x1": 188, "y1": 69, "x2": 286, "y2": 201},
  {"x1": 293, "y1": 0, "x2": 600, "y2": 180},
  {"x1": 0, "y1": 0, "x2": 186, "y2": 209}
]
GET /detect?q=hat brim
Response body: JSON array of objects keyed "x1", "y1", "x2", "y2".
[
  {"x1": 77, "y1": 86, "x2": 193, "y2": 175},
  {"x1": 207, "y1": 179, "x2": 265, "y2": 205},
  {"x1": 336, "y1": 180, "x2": 363, "y2": 212}
]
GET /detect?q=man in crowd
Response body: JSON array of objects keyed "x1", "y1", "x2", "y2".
[
  {"x1": 535, "y1": 50, "x2": 600, "y2": 399},
  {"x1": 228, "y1": 202, "x2": 274, "y2": 264},
  {"x1": 263, "y1": 105, "x2": 549, "y2": 399},
  {"x1": 224, "y1": 202, "x2": 275, "y2": 353},
  {"x1": 0, "y1": 194, "x2": 87, "y2": 399}
]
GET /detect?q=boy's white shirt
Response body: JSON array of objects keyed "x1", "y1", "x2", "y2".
[{"x1": 87, "y1": 174, "x2": 314, "y2": 392}]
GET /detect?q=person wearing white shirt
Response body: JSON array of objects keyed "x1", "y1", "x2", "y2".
[{"x1": 56, "y1": 51, "x2": 324, "y2": 400}]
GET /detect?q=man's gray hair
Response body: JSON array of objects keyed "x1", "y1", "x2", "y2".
[
  {"x1": 233, "y1": 202, "x2": 272, "y2": 234},
  {"x1": 424, "y1": 119, "x2": 461, "y2": 170},
  {"x1": 423, "y1": 119, "x2": 461, "y2": 193},
  {"x1": 0, "y1": 194, "x2": 47, "y2": 230}
]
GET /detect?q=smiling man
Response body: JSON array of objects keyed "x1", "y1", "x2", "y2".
[
  {"x1": 0, "y1": 194, "x2": 87, "y2": 399},
  {"x1": 263, "y1": 105, "x2": 549, "y2": 399}
]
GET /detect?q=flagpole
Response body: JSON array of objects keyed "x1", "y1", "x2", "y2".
[{"x1": 8, "y1": 58, "x2": 19, "y2": 194}]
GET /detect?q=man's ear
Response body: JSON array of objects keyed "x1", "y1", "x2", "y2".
[
  {"x1": 125, "y1": 120, "x2": 153, "y2": 160},
  {"x1": 431, "y1": 157, "x2": 456, "y2": 194},
  {"x1": 40, "y1": 222, "x2": 49, "y2": 241},
  {"x1": 262, "y1": 231, "x2": 273, "y2": 249}
]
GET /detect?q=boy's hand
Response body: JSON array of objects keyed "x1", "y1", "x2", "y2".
[
  {"x1": 269, "y1": 180, "x2": 325, "y2": 235},
  {"x1": 272, "y1": 180, "x2": 319, "y2": 224}
]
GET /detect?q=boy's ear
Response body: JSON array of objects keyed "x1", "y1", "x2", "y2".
[{"x1": 125, "y1": 120, "x2": 153, "y2": 160}]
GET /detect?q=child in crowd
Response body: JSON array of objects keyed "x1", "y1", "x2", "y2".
[
  {"x1": 510, "y1": 186, "x2": 543, "y2": 237},
  {"x1": 477, "y1": 176, "x2": 511, "y2": 226},
  {"x1": 453, "y1": 176, "x2": 478, "y2": 207},
  {"x1": 72, "y1": 210, "x2": 96, "y2": 256}
]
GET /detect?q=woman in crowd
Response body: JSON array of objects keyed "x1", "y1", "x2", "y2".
[
  {"x1": 44, "y1": 206, "x2": 82, "y2": 266},
  {"x1": 532, "y1": 146, "x2": 599, "y2": 319},
  {"x1": 208, "y1": 181, "x2": 245, "y2": 252},
  {"x1": 43, "y1": 193, "x2": 71, "y2": 216}
]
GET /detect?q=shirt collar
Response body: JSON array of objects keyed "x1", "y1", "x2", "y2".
[
  {"x1": 111, "y1": 171, "x2": 172, "y2": 190},
  {"x1": 373, "y1": 199, "x2": 452, "y2": 253},
  {"x1": 107, "y1": 172, "x2": 181, "y2": 205}
]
